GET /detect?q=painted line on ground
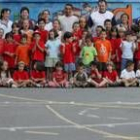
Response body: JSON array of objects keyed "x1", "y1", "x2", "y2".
[
  {"x1": 25, "y1": 131, "x2": 59, "y2": 135},
  {"x1": 46, "y1": 105, "x2": 139, "y2": 140}
]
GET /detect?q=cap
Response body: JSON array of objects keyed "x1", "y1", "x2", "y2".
[{"x1": 33, "y1": 30, "x2": 41, "y2": 36}]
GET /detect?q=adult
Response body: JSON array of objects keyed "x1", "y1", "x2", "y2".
[
  {"x1": 0, "y1": 8, "x2": 13, "y2": 37},
  {"x1": 38, "y1": 9, "x2": 53, "y2": 31},
  {"x1": 116, "y1": 13, "x2": 130, "y2": 31},
  {"x1": 58, "y1": 3, "x2": 79, "y2": 32},
  {"x1": 89, "y1": 0, "x2": 114, "y2": 36},
  {"x1": 16, "y1": 7, "x2": 35, "y2": 30}
]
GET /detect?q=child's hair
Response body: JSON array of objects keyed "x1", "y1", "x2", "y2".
[
  {"x1": 90, "y1": 61, "x2": 98, "y2": 67},
  {"x1": 38, "y1": 18, "x2": 46, "y2": 24},
  {"x1": 109, "y1": 27, "x2": 119, "y2": 38},
  {"x1": 85, "y1": 33, "x2": 93, "y2": 41},
  {"x1": 5, "y1": 32, "x2": 13, "y2": 39},
  {"x1": 104, "y1": 19, "x2": 112, "y2": 26},
  {"x1": 125, "y1": 30, "x2": 133, "y2": 36},
  {"x1": 11, "y1": 22, "x2": 21, "y2": 34},
  {"x1": 55, "y1": 61, "x2": 63, "y2": 68},
  {"x1": 63, "y1": 31, "x2": 72, "y2": 41},
  {"x1": 126, "y1": 61, "x2": 134, "y2": 68},
  {"x1": 49, "y1": 29, "x2": 59, "y2": 39},
  {"x1": 72, "y1": 22, "x2": 80, "y2": 28}
]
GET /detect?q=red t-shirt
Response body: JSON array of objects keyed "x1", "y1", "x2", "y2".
[
  {"x1": 30, "y1": 40, "x2": 45, "y2": 61},
  {"x1": 13, "y1": 34, "x2": 21, "y2": 44},
  {"x1": 103, "y1": 70, "x2": 118, "y2": 82},
  {"x1": 31, "y1": 70, "x2": 45, "y2": 79},
  {"x1": 93, "y1": 37, "x2": 100, "y2": 43},
  {"x1": 134, "y1": 42, "x2": 140, "y2": 60},
  {"x1": 115, "y1": 38, "x2": 122, "y2": 62},
  {"x1": 3, "y1": 42, "x2": 16, "y2": 68},
  {"x1": 38, "y1": 29, "x2": 48, "y2": 43},
  {"x1": 0, "y1": 39, "x2": 4, "y2": 55},
  {"x1": 52, "y1": 71, "x2": 67, "y2": 83},
  {"x1": 61, "y1": 43, "x2": 75, "y2": 63},
  {"x1": 90, "y1": 70, "x2": 103, "y2": 83},
  {"x1": 13, "y1": 70, "x2": 29, "y2": 81}
]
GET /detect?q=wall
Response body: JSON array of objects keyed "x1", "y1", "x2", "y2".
[{"x1": 0, "y1": 0, "x2": 140, "y2": 23}]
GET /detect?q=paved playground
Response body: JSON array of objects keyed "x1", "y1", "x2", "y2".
[{"x1": 0, "y1": 88, "x2": 140, "y2": 140}]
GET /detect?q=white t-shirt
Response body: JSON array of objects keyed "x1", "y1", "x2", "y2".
[
  {"x1": 120, "y1": 41, "x2": 135, "y2": 59},
  {"x1": 58, "y1": 15, "x2": 79, "y2": 32},
  {"x1": 44, "y1": 22, "x2": 53, "y2": 31},
  {"x1": 0, "y1": 20, "x2": 13, "y2": 37},
  {"x1": 90, "y1": 10, "x2": 113, "y2": 35},
  {"x1": 120, "y1": 69, "x2": 136, "y2": 79},
  {"x1": 136, "y1": 69, "x2": 140, "y2": 78}
]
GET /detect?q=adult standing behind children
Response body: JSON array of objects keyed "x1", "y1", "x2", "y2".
[
  {"x1": 58, "y1": 3, "x2": 79, "y2": 32},
  {"x1": 89, "y1": 0, "x2": 114, "y2": 36},
  {"x1": 0, "y1": 8, "x2": 13, "y2": 37}
]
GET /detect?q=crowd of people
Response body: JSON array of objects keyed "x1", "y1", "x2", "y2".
[{"x1": 0, "y1": 0, "x2": 140, "y2": 88}]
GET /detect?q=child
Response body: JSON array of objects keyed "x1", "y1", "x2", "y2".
[
  {"x1": 73, "y1": 63, "x2": 88, "y2": 87},
  {"x1": 120, "y1": 61, "x2": 138, "y2": 87},
  {"x1": 45, "y1": 29, "x2": 61, "y2": 80},
  {"x1": 134, "y1": 33, "x2": 140, "y2": 69},
  {"x1": 93, "y1": 26, "x2": 103, "y2": 42},
  {"x1": 120, "y1": 31, "x2": 136, "y2": 70},
  {"x1": 61, "y1": 31, "x2": 76, "y2": 79},
  {"x1": 103, "y1": 61, "x2": 121, "y2": 87},
  {"x1": 0, "y1": 28, "x2": 4, "y2": 60},
  {"x1": 20, "y1": 19, "x2": 33, "y2": 45},
  {"x1": 0, "y1": 61, "x2": 17, "y2": 87},
  {"x1": 81, "y1": 34, "x2": 97, "y2": 68},
  {"x1": 37, "y1": 18, "x2": 48, "y2": 43},
  {"x1": 11, "y1": 22, "x2": 21, "y2": 46},
  {"x1": 3, "y1": 32, "x2": 16, "y2": 72},
  {"x1": 31, "y1": 61, "x2": 46, "y2": 87},
  {"x1": 136, "y1": 62, "x2": 140, "y2": 86},
  {"x1": 95, "y1": 29, "x2": 112, "y2": 71},
  {"x1": 13, "y1": 61, "x2": 33, "y2": 87},
  {"x1": 87, "y1": 61, "x2": 106, "y2": 87},
  {"x1": 29, "y1": 30, "x2": 45, "y2": 64},
  {"x1": 48, "y1": 61, "x2": 69, "y2": 88},
  {"x1": 15, "y1": 34, "x2": 30, "y2": 67},
  {"x1": 104, "y1": 19, "x2": 112, "y2": 38}
]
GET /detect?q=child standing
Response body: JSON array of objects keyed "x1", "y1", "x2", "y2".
[
  {"x1": 120, "y1": 61, "x2": 138, "y2": 87},
  {"x1": 3, "y1": 33, "x2": 16, "y2": 72},
  {"x1": 29, "y1": 30, "x2": 45, "y2": 64},
  {"x1": 45, "y1": 29, "x2": 61, "y2": 80},
  {"x1": 61, "y1": 32, "x2": 76, "y2": 79},
  {"x1": 120, "y1": 31, "x2": 136, "y2": 70},
  {"x1": 0, "y1": 61, "x2": 17, "y2": 87},
  {"x1": 15, "y1": 34, "x2": 30, "y2": 67},
  {"x1": 81, "y1": 34, "x2": 97, "y2": 67},
  {"x1": 48, "y1": 61, "x2": 69, "y2": 88}
]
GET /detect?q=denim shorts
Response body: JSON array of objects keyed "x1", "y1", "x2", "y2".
[{"x1": 64, "y1": 63, "x2": 76, "y2": 72}]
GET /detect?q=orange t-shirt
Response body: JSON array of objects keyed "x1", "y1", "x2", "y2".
[
  {"x1": 95, "y1": 39, "x2": 112, "y2": 63},
  {"x1": 16, "y1": 44, "x2": 30, "y2": 66}
]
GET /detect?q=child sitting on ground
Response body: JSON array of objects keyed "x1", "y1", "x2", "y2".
[
  {"x1": 13, "y1": 61, "x2": 33, "y2": 87},
  {"x1": 30, "y1": 62, "x2": 46, "y2": 87},
  {"x1": 48, "y1": 61, "x2": 69, "y2": 88},
  {"x1": 87, "y1": 61, "x2": 106, "y2": 87},
  {"x1": 120, "y1": 61, "x2": 138, "y2": 87},
  {"x1": 0, "y1": 61, "x2": 17, "y2": 87},
  {"x1": 73, "y1": 63, "x2": 88, "y2": 87}
]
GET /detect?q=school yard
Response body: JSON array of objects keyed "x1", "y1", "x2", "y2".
[{"x1": 0, "y1": 88, "x2": 140, "y2": 140}]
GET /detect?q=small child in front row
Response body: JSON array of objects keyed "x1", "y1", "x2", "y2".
[
  {"x1": 30, "y1": 62, "x2": 46, "y2": 87},
  {"x1": 103, "y1": 61, "x2": 121, "y2": 87},
  {"x1": 87, "y1": 61, "x2": 106, "y2": 87},
  {"x1": 120, "y1": 61, "x2": 138, "y2": 87},
  {"x1": 136, "y1": 62, "x2": 140, "y2": 86},
  {"x1": 0, "y1": 61, "x2": 17, "y2": 87},
  {"x1": 13, "y1": 61, "x2": 33, "y2": 87},
  {"x1": 73, "y1": 63, "x2": 88, "y2": 87},
  {"x1": 48, "y1": 61, "x2": 69, "y2": 88}
]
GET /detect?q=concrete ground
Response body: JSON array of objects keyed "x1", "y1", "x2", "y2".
[{"x1": 0, "y1": 88, "x2": 140, "y2": 140}]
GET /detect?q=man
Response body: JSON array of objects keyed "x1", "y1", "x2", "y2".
[
  {"x1": 58, "y1": 3, "x2": 79, "y2": 32},
  {"x1": 89, "y1": 0, "x2": 114, "y2": 36}
]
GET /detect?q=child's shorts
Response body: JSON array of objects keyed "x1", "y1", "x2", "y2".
[
  {"x1": 64, "y1": 63, "x2": 76, "y2": 72},
  {"x1": 45, "y1": 58, "x2": 59, "y2": 67}
]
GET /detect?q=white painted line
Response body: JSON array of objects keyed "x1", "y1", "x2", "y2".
[
  {"x1": 25, "y1": 131, "x2": 59, "y2": 135},
  {"x1": 108, "y1": 117, "x2": 128, "y2": 121},
  {"x1": 78, "y1": 108, "x2": 99, "y2": 116},
  {"x1": 87, "y1": 114, "x2": 100, "y2": 118}
]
